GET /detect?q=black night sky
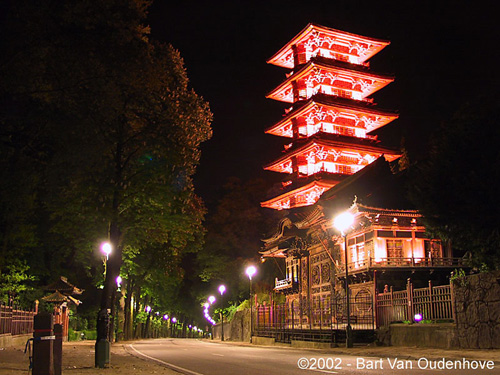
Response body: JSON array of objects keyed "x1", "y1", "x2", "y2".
[{"x1": 147, "y1": 0, "x2": 499, "y2": 207}]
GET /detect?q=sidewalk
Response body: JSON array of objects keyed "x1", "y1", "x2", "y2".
[{"x1": 0, "y1": 340, "x2": 175, "y2": 374}]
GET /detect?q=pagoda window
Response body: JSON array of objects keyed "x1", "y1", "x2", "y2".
[
  {"x1": 287, "y1": 258, "x2": 300, "y2": 282},
  {"x1": 424, "y1": 240, "x2": 442, "y2": 259},
  {"x1": 337, "y1": 164, "x2": 352, "y2": 174},
  {"x1": 332, "y1": 52, "x2": 349, "y2": 62},
  {"x1": 356, "y1": 243, "x2": 365, "y2": 268},
  {"x1": 332, "y1": 88, "x2": 352, "y2": 99},
  {"x1": 386, "y1": 239, "x2": 404, "y2": 259},
  {"x1": 365, "y1": 240, "x2": 374, "y2": 260},
  {"x1": 332, "y1": 125, "x2": 355, "y2": 137}
]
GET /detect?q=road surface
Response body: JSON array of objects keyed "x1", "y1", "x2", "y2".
[{"x1": 127, "y1": 338, "x2": 499, "y2": 375}]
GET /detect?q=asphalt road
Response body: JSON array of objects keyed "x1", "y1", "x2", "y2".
[{"x1": 127, "y1": 338, "x2": 500, "y2": 375}]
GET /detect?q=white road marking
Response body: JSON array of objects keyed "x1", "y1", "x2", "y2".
[
  {"x1": 212, "y1": 353, "x2": 224, "y2": 357},
  {"x1": 128, "y1": 344, "x2": 205, "y2": 375}
]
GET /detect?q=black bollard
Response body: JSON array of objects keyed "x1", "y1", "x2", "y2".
[
  {"x1": 33, "y1": 312, "x2": 54, "y2": 375},
  {"x1": 53, "y1": 324, "x2": 63, "y2": 375},
  {"x1": 95, "y1": 309, "x2": 110, "y2": 368}
]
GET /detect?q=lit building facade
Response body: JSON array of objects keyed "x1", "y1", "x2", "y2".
[
  {"x1": 260, "y1": 25, "x2": 465, "y2": 329},
  {"x1": 261, "y1": 24, "x2": 400, "y2": 210}
]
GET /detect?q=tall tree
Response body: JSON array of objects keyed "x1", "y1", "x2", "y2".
[
  {"x1": 408, "y1": 97, "x2": 500, "y2": 269},
  {"x1": 199, "y1": 177, "x2": 284, "y2": 302},
  {"x1": 1, "y1": 0, "x2": 212, "y2": 339}
]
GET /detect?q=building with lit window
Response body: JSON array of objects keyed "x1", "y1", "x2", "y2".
[{"x1": 260, "y1": 25, "x2": 465, "y2": 326}]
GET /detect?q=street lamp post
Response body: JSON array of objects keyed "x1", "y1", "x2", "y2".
[
  {"x1": 245, "y1": 266, "x2": 257, "y2": 343},
  {"x1": 334, "y1": 211, "x2": 355, "y2": 348},
  {"x1": 96, "y1": 241, "x2": 113, "y2": 368},
  {"x1": 218, "y1": 285, "x2": 226, "y2": 341}
]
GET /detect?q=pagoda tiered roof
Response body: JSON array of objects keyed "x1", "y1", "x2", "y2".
[
  {"x1": 268, "y1": 23, "x2": 390, "y2": 69},
  {"x1": 265, "y1": 94, "x2": 399, "y2": 138},
  {"x1": 261, "y1": 178, "x2": 339, "y2": 210},
  {"x1": 266, "y1": 57, "x2": 394, "y2": 103},
  {"x1": 264, "y1": 133, "x2": 400, "y2": 174},
  {"x1": 262, "y1": 24, "x2": 398, "y2": 210}
]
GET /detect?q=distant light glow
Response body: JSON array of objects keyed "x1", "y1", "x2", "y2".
[
  {"x1": 208, "y1": 296, "x2": 216, "y2": 304},
  {"x1": 219, "y1": 285, "x2": 226, "y2": 295},
  {"x1": 163, "y1": 314, "x2": 169, "y2": 320},
  {"x1": 145, "y1": 306, "x2": 151, "y2": 313},
  {"x1": 116, "y1": 276, "x2": 122, "y2": 287},
  {"x1": 246, "y1": 266, "x2": 257, "y2": 280},
  {"x1": 414, "y1": 313, "x2": 423, "y2": 322},
  {"x1": 172, "y1": 317, "x2": 177, "y2": 323}
]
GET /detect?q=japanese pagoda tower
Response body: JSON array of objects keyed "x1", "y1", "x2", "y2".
[{"x1": 261, "y1": 24, "x2": 400, "y2": 210}]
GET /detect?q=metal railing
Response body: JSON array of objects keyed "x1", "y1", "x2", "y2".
[
  {"x1": 254, "y1": 293, "x2": 375, "y2": 344},
  {"x1": 338, "y1": 257, "x2": 465, "y2": 274},
  {"x1": 376, "y1": 280, "x2": 454, "y2": 327},
  {"x1": 275, "y1": 278, "x2": 292, "y2": 289},
  {"x1": 0, "y1": 303, "x2": 35, "y2": 335}
]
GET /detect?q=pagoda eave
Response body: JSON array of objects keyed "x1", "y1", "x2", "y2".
[
  {"x1": 261, "y1": 179, "x2": 339, "y2": 210},
  {"x1": 265, "y1": 96, "x2": 399, "y2": 137},
  {"x1": 264, "y1": 136, "x2": 400, "y2": 171},
  {"x1": 266, "y1": 60, "x2": 394, "y2": 103},
  {"x1": 267, "y1": 23, "x2": 390, "y2": 69}
]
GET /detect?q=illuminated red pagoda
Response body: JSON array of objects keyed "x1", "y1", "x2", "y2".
[{"x1": 261, "y1": 24, "x2": 400, "y2": 210}]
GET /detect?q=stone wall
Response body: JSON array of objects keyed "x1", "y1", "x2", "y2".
[
  {"x1": 212, "y1": 308, "x2": 251, "y2": 342},
  {"x1": 0, "y1": 333, "x2": 32, "y2": 348},
  {"x1": 453, "y1": 270, "x2": 500, "y2": 349},
  {"x1": 377, "y1": 323, "x2": 457, "y2": 348}
]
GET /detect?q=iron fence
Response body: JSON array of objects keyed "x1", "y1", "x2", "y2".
[
  {"x1": 254, "y1": 292, "x2": 375, "y2": 344},
  {"x1": 0, "y1": 303, "x2": 35, "y2": 335},
  {"x1": 376, "y1": 280, "x2": 454, "y2": 327}
]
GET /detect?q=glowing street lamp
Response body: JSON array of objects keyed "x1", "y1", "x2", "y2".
[
  {"x1": 101, "y1": 242, "x2": 112, "y2": 259},
  {"x1": 245, "y1": 266, "x2": 257, "y2": 280},
  {"x1": 218, "y1": 285, "x2": 226, "y2": 295},
  {"x1": 208, "y1": 295, "x2": 216, "y2": 305},
  {"x1": 219, "y1": 285, "x2": 226, "y2": 341},
  {"x1": 171, "y1": 317, "x2": 177, "y2": 338},
  {"x1": 245, "y1": 266, "x2": 257, "y2": 343},
  {"x1": 334, "y1": 211, "x2": 355, "y2": 348}
]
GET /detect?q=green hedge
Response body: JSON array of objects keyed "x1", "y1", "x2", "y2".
[{"x1": 68, "y1": 328, "x2": 97, "y2": 341}]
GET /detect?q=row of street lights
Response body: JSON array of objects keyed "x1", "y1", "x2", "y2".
[
  {"x1": 101, "y1": 242, "x2": 208, "y2": 339},
  {"x1": 100, "y1": 210, "x2": 353, "y2": 346},
  {"x1": 203, "y1": 284, "x2": 226, "y2": 339},
  {"x1": 203, "y1": 266, "x2": 257, "y2": 342}
]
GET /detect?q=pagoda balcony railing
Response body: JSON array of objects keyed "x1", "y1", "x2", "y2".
[
  {"x1": 337, "y1": 257, "x2": 466, "y2": 275},
  {"x1": 274, "y1": 277, "x2": 299, "y2": 293},
  {"x1": 275, "y1": 277, "x2": 292, "y2": 289}
]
